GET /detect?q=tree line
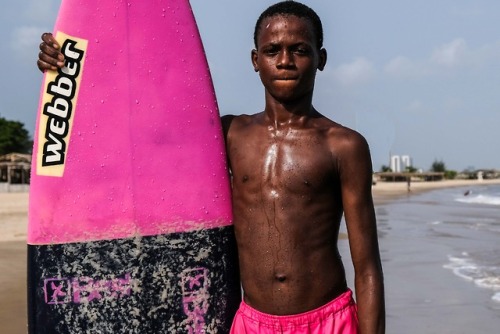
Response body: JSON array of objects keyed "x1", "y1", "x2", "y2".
[{"x1": 0, "y1": 116, "x2": 32, "y2": 155}]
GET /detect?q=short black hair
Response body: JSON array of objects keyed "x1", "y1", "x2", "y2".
[{"x1": 254, "y1": 1, "x2": 324, "y2": 49}]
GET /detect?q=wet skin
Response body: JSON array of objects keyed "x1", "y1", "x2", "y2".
[
  {"x1": 225, "y1": 111, "x2": 350, "y2": 315},
  {"x1": 222, "y1": 15, "x2": 384, "y2": 319}
]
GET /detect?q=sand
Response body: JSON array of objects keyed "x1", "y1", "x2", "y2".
[
  {"x1": 1, "y1": 178, "x2": 499, "y2": 333},
  {"x1": 0, "y1": 192, "x2": 28, "y2": 334}
]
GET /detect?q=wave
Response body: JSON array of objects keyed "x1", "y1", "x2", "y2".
[
  {"x1": 455, "y1": 192, "x2": 500, "y2": 206},
  {"x1": 444, "y1": 254, "x2": 500, "y2": 303},
  {"x1": 455, "y1": 187, "x2": 500, "y2": 205}
]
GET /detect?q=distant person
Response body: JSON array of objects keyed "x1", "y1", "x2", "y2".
[{"x1": 37, "y1": 2, "x2": 385, "y2": 333}]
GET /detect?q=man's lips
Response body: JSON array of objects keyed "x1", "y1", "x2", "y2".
[
  {"x1": 273, "y1": 72, "x2": 298, "y2": 81},
  {"x1": 274, "y1": 77, "x2": 298, "y2": 81}
]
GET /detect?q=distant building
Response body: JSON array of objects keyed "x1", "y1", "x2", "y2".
[
  {"x1": 457, "y1": 169, "x2": 500, "y2": 180},
  {"x1": 0, "y1": 153, "x2": 31, "y2": 185},
  {"x1": 390, "y1": 154, "x2": 412, "y2": 172}
]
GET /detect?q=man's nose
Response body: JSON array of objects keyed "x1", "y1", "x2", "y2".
[{"x1": 277, "y1": 49, "x2": 294, "y2": 67}]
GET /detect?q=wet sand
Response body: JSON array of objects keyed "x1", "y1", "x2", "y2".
[
  {"x1": 0, "y1": 241, "x2": 27, "y2": 334},
  {"x1": 0, "y1": 192, "x2": 28, "y2": 334},
  {"x1": 1, "y1": 179, "x2": 499, "y2": 333}
]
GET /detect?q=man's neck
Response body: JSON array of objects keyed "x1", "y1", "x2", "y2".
[{"x1": 263, "y1": 95, "x2": 316, "y2": 129}]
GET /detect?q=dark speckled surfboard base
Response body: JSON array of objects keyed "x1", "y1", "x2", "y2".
[{"x1": 28, "y1": 226, "x2": 240, "y2": 333}]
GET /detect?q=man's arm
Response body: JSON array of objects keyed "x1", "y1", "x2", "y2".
[
  {"x1": 338, "y1": 130, "x2": 385, "y2": 334},
  {"x1": 220, "y1": 115, "x2": 235, "y2": 143},
  {"x1": 220, "y1": 114, "x2": 236, "y2": 173},
  {"x1": 37, "y1": 33, "x2": 65, "y2": 72}
]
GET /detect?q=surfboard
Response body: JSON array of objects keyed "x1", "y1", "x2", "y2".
[{"x1": 27, "y1": 0, "x2": 240, "y2": 333}]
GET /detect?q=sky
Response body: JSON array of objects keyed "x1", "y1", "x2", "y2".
[{"x1": 1, "y1": 0, "x2": 499, "y2": 172}]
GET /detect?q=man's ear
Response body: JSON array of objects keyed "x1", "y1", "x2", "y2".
[
  {"x1": 251, "y1": 49, "x2": 259, "y2": 72},
  {"x1": 318, "y1": 48, "x2": 327, "y2": 71}
]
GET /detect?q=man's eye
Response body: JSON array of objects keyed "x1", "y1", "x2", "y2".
[
  {"x1": 294, "y1": 48, "x2": 309, "y2": 55},
  {"x1": 263, "y1": 47, "x2": 279, "y2": 55}
]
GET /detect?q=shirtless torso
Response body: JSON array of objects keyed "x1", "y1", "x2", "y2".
[{"x1": 223, "y1": 109, "x2": 375, "y2": 316}]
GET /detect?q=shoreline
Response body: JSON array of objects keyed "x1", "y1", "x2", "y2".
[{"x1": 372, "y1": 178, "x2": 500, "y2": 205}]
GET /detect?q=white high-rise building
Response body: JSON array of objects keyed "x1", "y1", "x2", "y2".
[{"x1": 390, "y1": 155, "x2": 412, "y2": 172}]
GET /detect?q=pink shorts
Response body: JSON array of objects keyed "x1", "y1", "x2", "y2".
[{"x1": 230, "y1": 289, "x2": 359, "y2": 334}]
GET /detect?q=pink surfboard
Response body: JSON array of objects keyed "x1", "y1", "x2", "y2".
[{"x1": 27, "y1": 0, "x2": 240, "y2": 332}]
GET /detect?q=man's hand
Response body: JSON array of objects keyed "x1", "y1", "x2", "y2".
[{"x1": 37, "y1": 33, "x2": 65, "y2": 72}]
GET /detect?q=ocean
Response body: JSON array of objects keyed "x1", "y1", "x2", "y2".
[
  {"x1": 377, "y1": 183, "x2": 500, "y2": 306},
  {"x1": 443, "y1": 185, "x2": 500, "y2": 304},
  {"x1": 339, "y1": 183, "x2": 500, "y2": 332}
]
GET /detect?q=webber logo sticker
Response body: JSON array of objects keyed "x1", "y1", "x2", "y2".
[{"x1": 36, "y1": 32, "x2": 87, "y2": 177}]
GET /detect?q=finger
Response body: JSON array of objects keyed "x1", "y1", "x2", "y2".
[
  {"x1": 39, "y1": 40, "x2": 63, "y2": 59},
  {"x1": 37, "y1": 59, "x2": 58, "y2": 73},
  {"x1": 39, "y1": 43, "x2": 65, "y2": 67},
  {"x1": 38, "y1": 50, "x2": 64, "y2": 69},
  {"x1": 41, "y1": 32, "x2": 60, "y2": 49}
]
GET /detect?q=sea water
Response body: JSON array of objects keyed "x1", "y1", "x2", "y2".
[
  {"x1": 380, "y1": 184, "x2": 500, "y2": 305},
  {"x1": 445, "y1": 185, "x2": 500, "y2": 304}
]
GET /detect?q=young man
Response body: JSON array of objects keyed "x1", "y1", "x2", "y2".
[{"x1": 37, "y1": 2, "x2": 384, "y2": 333}]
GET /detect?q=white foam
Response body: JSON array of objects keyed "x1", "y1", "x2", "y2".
[
  {"x1": 475, "y1": 276, "x2": 500, "y2": 290},
  {"x1": 444, "y1": 254, "x2": 470, "y2": 268},
  {"x1": 444, "y1": 256, "x2": 478, "y2": 281},
  {"x1": 445, "y1": 254, "x2": 500, "y2": 303},
  {"x1": 456, "y1": 194, "x2": 500, "y2": 206},
  {"x1": 454, "y1": 266, "x2": 481, "y2": 281}
]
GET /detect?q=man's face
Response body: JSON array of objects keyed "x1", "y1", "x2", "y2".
[{"x1": 252, "y1": 15, "x2": 325, "y2": 104}]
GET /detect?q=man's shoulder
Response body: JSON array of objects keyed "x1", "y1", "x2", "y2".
[
  {"x1": 316, "y1": 119, "x2": 369, "y2": 152},
  {"x1": 314, "y1": 117, "x2": 362, "y2": 140},
  {"x1": 222, "y1": 113, "x2": 262, "y2": 130},
  {"x1": 221, "y1": 113, "x2": 263, "y2": 141},
  {"x1": 233, "y1": 112, "x2": 262, "y2": 122}
]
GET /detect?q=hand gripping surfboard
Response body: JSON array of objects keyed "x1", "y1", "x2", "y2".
[{"x1": 27, "y1": 0, "x2": 240, "y2": 332}]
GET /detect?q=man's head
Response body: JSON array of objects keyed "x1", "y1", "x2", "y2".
[
  {"x1": 254, "y1": 1, "x2": 323, "y2": 50},
  {"x1": 251, "y1": 1, "x2": 327, "y2": 103}
]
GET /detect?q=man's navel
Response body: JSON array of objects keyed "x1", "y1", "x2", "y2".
[{"x1": 275, "y1": 274, "x2": 287, "y2": 282}]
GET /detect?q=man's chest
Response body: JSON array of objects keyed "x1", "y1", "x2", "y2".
[{"x1": 228, "y1": 135, "x2": 336, "y2": 192}]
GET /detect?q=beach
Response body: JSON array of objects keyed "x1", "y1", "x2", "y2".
[
  {"x1": 0, "y1": 192, "x2": 28, "y2": 334},
  {"x1": 1, "y1": 179, "x2": 500, "y2": 333}
]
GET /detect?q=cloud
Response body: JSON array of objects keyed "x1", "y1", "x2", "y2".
[
  {"x1": 10, "y1": 26, "x2": 45, "y2": 58},
  {"x1": 333, "y1": 57, "x2": 375, "y2": 86},
  {"x1": 6, "y1": 1, "x2": 60, "y2": 63},
  {"x1": 431, "y1": 38, "x2": 467, "y2": 67},
  {"x1": 384, "y1": 38, "x2": 498, "y2": 79},
  {"x1": 384, "y1": 56, "x2": 428, "y2": 78},
  {"x1": 467, "y1": 40, "x2": 500, "y2": 69},
  {"x1": 24, "y1": 0, "x2": 60, "y2": 25},
  {"x1": 406, "y1": 100, "x2": 424, "y2": 112}
]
